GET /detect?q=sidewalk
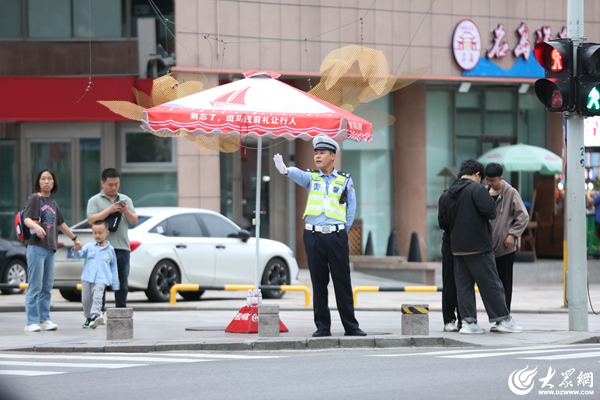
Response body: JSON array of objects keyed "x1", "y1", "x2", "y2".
[{"x1": 0, "y1": 262, "x2": 599, "y2": 353}]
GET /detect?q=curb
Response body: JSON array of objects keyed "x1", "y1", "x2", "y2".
[
  {"x1": 0, "y1": 306, "x2": 573, "y2": 314},
  {"x1": 4, "y1": 336, "x2": 478, "y2": 353}
]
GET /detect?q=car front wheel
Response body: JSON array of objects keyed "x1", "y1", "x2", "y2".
[
  {"x1": 261, "y1": 258, "x2": 289, "y2": 299},
  {"x1": 59, "y1": 289, "x2": 82, "y2": 302},
  {"x1": 1, "y1": 259, "x2": 27, "y2": 295},
  {"x1": 145, "y1": 260, "x2": 180, "y2": 302}
]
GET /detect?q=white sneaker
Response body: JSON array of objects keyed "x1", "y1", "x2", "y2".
[
  {"x1": 443, "y1": 321, "x2": 459, "y2": 332},
  {"x1": 38, "y1": 321, "x2": 58, "y2": 331},
  {"x1": 495, "y1": 317, "x2": 522, "y2": 333},
  {"x1": 459, "y1": 321, "x2": 485, "y2": 334},
  {"x1": 24, "y1": 324, "x2": 41, "y2": 332},
  {"x1": 490, "y1": 322, "x2": 499, "y2": 332},
  {"x1": 89, "y1": 314, "x2": 104, "y2": 329}
]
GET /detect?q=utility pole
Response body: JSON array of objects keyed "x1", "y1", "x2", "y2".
[{"x1": 565, "y1": 0, "x2": 588, "y2": 331}]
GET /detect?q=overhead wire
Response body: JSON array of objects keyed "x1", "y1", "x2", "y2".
[{"x1": 77, "y1": 0, "x2": 93, "y2": 103}]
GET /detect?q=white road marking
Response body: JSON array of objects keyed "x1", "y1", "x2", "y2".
[
  {"x1": 369, "y1": 344, "x2": 600, "y2": 357},
  {"x1": 0, "y1": 370, "x2": 65, "y2": 376},
  {"x1": 439, "y1": 347, "x2": 600, "y2": 359},
  {"x1": 0, "y1": 361, "x2": 146, "y2": 369},
  {"x1": 146, "y1": 353, "x2": 284, "y2": 359},
  {"x1": 519, "y1": 351, "x2": 600, "y2": 360}
]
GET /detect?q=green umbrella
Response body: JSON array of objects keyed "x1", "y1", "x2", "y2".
[{"x1": 478, "y1": 143, "x2": 562, "y2": 175}]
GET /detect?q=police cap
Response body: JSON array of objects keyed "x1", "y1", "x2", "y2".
[{"x1": 313, "y1": 135, "x2": 340, "y2": 153}]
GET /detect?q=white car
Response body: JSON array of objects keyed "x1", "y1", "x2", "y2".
[{"x1": 54, "y1": 207, "x2": 299, "y2": 302}]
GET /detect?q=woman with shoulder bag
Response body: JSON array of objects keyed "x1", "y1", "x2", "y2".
[{"x1": 23, "y1": 169, "x2": 82, "y2": 332}]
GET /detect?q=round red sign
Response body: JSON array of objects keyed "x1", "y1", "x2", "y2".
[{"x1": 452, "y1": 19, "x2": 482, "y2": 71}]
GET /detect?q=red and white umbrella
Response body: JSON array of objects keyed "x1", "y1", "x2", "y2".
[
  {"x1": 142, "y1": 70, "x2": 372, "y2": 296},
  {"x1": 142, "y1": 70, "x2": 372, "y2": 142}
]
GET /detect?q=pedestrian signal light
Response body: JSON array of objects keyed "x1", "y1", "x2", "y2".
[
  {"x1": 534, "y1": 39, "x2": 575, "y2": 112},
  {"x1": 577, "y1": 43, "x2": 600, "y2": 116}
]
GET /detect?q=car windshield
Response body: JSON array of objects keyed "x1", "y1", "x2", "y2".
[{"x1": 71, "y1": 216, "x2": 150, "y2": 230}]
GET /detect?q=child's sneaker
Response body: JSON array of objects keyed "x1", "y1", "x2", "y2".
[
  {"x1": 89, "y1": 314, "x2": 104, "y2": 329},
  {"x1": 82, "y1": 319, "x2": 90, "y2": 329}
]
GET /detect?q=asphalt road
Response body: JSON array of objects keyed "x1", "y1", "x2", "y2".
[{"x1": 1, "y1": 344, "x2": 599, "y2": 400}]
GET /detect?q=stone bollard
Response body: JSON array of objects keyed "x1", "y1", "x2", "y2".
[
  {"x1": 106, "y1": 308, "x2": 133, "y2": 340},
  {"x1": 401, "y1": 304, "x2": 429, "y2": 336},
  {"x1": 258, "y1": 304, "x2": 280, "y2": 337}
]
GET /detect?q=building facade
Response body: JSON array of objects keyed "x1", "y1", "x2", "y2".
[{"x1": 3, "y1": 1, "x2": 600, "y2": 268}]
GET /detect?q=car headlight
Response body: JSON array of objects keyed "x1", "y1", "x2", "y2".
[{"x1": 287, "y1": 248, "x2": 295, "y2": 258}]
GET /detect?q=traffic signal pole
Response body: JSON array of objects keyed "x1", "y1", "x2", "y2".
[{"x1": 565, "y1": 0, "x2": 588, "y2": 331}]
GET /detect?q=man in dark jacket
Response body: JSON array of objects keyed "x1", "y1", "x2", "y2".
[
  {"x1": 439, "y1": 159, "x2": 522, "y2": 334},
  {"x1": 438, "y1": 190, "x2": 460, "y2": 332}
]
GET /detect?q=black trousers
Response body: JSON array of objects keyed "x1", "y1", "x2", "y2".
[
  {"x1": 441, "y1": 242, "x2": 461, "y2": 326},
  {"x1": 495, "y1": 251, "x2": 515, "y2": 313},
  {"x1": 101, "y1": 249, "x2": 131, "y2": 310},
  {"x1": 303, "y1": 229, "x2": 360, "y2": 332},
  {"x1": 454, "y1": 251, "x2": 510, "y2": 324}
]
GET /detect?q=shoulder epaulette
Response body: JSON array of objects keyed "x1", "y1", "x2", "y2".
[{"x1": 337, "y1": 171, "x2": 351, "y2": 178}]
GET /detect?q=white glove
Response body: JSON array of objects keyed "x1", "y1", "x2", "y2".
[{"x1": 273, "y1": 154, "x2": 288, "y2": 175}]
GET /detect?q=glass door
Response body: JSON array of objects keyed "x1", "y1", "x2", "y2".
[{"x1": 0, "y1": 140, "x2": 18, "y2": 238}]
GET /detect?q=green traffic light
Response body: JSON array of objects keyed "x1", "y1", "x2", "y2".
[{"x1": 588, "y1": 87, "x2": 600, "y2": 111}]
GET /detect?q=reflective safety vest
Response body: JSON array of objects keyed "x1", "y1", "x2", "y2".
[{"x1": 303, "y1": 170, "x2": 349, "y2": 223}]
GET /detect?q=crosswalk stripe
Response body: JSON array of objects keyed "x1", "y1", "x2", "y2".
[
  {"x1": 0, "y1": 361, "x2": 146, "y2": 369},
  {"x1": 0, "y1": 370, "x2": 65, "y2": 376},
  {"x1": 369, "y1": 344, "x2": 600, "y2": 358},
  {"x1": 439, "y1": 347, "x2": 600, "y2": 359},
  {"x1": 0, "y1": 354, "x2": 209, "y2": 363},
  {"x1": 520, "y1": 351, "x2": 600, "y2": 360}
]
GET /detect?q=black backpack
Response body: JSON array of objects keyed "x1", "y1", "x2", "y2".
[{"x1": 14, "y1": 194, "x2": 42, "y2": 242}]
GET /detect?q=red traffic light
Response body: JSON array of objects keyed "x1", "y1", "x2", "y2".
[{"x1": 534, "y1": 39, "x2": 572, "y2": 73}]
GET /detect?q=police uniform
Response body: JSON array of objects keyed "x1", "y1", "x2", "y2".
[{"x1": 281, "y1": 136, "x2": 364, "y2": 336}]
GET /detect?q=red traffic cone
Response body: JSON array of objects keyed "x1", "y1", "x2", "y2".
[{"x1": 225, "y1": 305, "x2": 289, "y2": 333}]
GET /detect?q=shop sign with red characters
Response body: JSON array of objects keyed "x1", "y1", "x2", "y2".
[{"x1": 452, "y1": 20, "x2": 567, "y2": 78}]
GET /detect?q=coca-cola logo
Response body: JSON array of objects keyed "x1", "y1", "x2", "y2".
[{"x1": 252, "y1": 314, "x2": 259, "y2": 322}]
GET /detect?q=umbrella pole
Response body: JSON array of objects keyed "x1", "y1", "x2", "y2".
[{"x1": 254, "y1": 135, "x2": 262, "y2": 298}]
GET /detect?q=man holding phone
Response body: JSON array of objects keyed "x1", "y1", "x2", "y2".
[{"x1": 87, "y1": 168, "x2": 137, "y2": 309}]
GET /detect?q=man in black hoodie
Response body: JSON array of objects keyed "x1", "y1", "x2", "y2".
[{"x1": 439, "y1": 159, "x2": 522, "y2": 334}]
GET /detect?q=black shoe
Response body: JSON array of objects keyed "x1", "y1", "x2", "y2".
[
  {"x1": 312, "y1": 329, "x2": 332, "y2": 337},
  {"x1": 344, "y1": 329, "x2": 367, "y2": 336}
]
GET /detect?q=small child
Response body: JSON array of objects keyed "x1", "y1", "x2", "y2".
[{"x1": 69, "y1": 220, "x2": 119, "y2": 329}]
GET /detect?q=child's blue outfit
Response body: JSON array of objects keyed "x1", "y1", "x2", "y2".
[{"x1": 70, "y1": 241, "x2": 119, "y2": 323}]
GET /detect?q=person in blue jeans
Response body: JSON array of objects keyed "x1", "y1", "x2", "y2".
[{"x1": 23, "y1": 169, "x2": 82, "y2": 332}]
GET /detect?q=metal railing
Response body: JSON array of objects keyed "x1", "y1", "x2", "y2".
[
  {"x1": 352, "y1": 285, "x2": 479, "y2": 306},
  {"x1": 170, "y1": 284, "x2": 311, "y2": 307}
]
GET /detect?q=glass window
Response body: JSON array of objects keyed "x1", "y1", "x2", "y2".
[
  {"x1": 343, "y1": 95, "x2": 394, "y2": 256},
  {"x1": 165, "y1": 214, "x2": 204, "y2": 237},
  {"x1": 426, "y1": 90, "x2": 454, "y2": 260},
  {"x1": 131, "y1": 0, "x2": 174, "y2": 39},
  {"x1": 0, "y1": 0, "x2": 22, "y2": 38},
  {"x1": 28, "y1": 0, "x2": 72, "y2": 38},
  {"x1": 120, "y1": 172, "x2": 177, "y2": 207},
  {"x1": 0, "y1": 140, "x2": 19, "y2": 239},
  {"x1": 484, "y1": 90, "x2": 516, "y2": 136},
  {"x1": 80, "y1": 139, "x2": 100, "y2": 223},
  {"x1": 149, "y1": 219, "x2": 168, "y2": 235},
  {"x1": 32, "y1": 142, "x2": 73, "y2": 225},
  {"x1": 123, "y1": 132, "x2": 176, "y2": 167},
  {"x1": 73, "y1": 0, "x2": 124, "y2": 38},
  {"x1": 199, "y1": 213, "x2": 240, "y2": 238}
]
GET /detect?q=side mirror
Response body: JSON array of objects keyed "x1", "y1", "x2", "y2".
[{"x1": 238, "y1": 229, "x2": 251, "y2": 243}]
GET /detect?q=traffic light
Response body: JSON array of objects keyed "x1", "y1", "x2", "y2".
[
  {"x1": 534, "y1": 39, "x2": 575, "y2": 112},
  {"x1": 577, "y1": 43, "x2": 600, "y2": 116}
]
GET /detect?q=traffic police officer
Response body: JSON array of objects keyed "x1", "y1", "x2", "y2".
[{"x1": 274, "y1": 135, "x2": 366, "y2": 337}]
